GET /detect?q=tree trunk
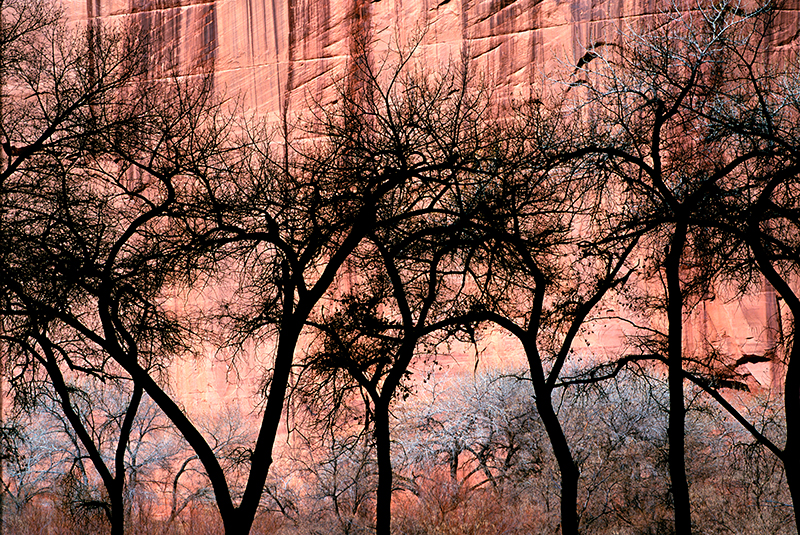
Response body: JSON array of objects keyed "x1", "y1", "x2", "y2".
[
  {"x1": 525, "y1": 338, "x2": 580, "y2": 535},
  {"x1": 537, "y1": 394, "x2": 580, "y2": 535},
  {"x1": 666, "y1": 221, "x2": 691, "y2": 534},
  {"x1": 373, "y1": 401, "x2": 393, "y2": 535},
  {"x1": 782, "y1": 311, "x2": 800, "y2": 533},
  {"x1": 785, "y1": 398, "x2": 800, "y2": 535},
  {"x1": 233, "y1": 321, "x2": 303, "y2": 535},
  {"x1": 751, "y1": 240, "x2": 800, "y2": 532},
  {"x1": 109, "y1": 487, "x2": 125, "y2": 535}
]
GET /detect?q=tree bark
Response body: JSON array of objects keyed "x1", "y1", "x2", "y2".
[
  {"x1": 40, "y1": 340, "x2": 130, "y2": 534},
  {"x1": 373, "y1": 401, "x2": 393, "y2": 535},
  {"x1": 756, "y1": 250, "x2": 800, "y2": 533},
  {"x1": 784, "y1": 354, "x2": 800, "y2": 535},
  {"x1": 537, "y1": 391, "x2": 580, "y2": 535},
  {"x1": 233, "y1": 320, "x2": 303, "y2": 534},
  {"x1": 524, "y1": 336, "x2": 580, "y2": 535},
  {"x1": 665, "y1": 221, "x2": 691, "y2": 534},
  {"x1": 109, "y1": 488, "x2": 125, "y2": 535}
]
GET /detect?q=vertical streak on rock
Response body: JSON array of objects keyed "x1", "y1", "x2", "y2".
[
  {"x1": 764, "y1": 277, "x2": 782, "y2": 393},
  {"x1": 163, "y1": 7, "x2": 181, "y2": 74},
  {"x1": 316, "y1": 0, "x2": 331, "y2": 97},
  {"x1": 345, "y1": 0, "x2": 373, "y2": 123},
  {"x1": 246, "y1": 0, "x2": 259, "y2": 107},
  {"x1": 86, "y1": 0, "x2": 99, "y2": 61},
  {"x1": 265, "y1": 0, "x2": 285, "y2": 118},
  {"x1": 460, "y1": 0, "x2": 470, "y2": 62},
  {"x1": 570, "y1": 0, "x2": 591, "y2": 63},
  {"x1": 175, "y1": 8, "x2": 182, "y2": 72},
  {"x1": 200, "y1": 2, "x2": 217, "y2": 86},
  {"x1": 529, "y1": 0, "x2": 542, "y2": 89},
  {"x1": 282, "y1": 0, "x2": 297, "y2": 114},
  {"x1": 86, "y1": 0, "x2": 101, "y2": 126},
  {"x1": 282, "y1": 0, "x2": 297, "y2": 156},
  {"x1": 87, "y1": 0, "x2": 101, "y2": 20}
]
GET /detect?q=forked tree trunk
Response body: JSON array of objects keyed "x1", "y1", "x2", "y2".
[{"x1": 524, "y1": 336, "x2": 580, "y2": 535}]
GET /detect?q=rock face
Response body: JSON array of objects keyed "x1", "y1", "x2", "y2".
[
  {"x1": 63, "y1": 0, "x2": 800, "y2": 406},
  {"x1": 72, "y1": 0, "x2": 799, "y2": 114}
]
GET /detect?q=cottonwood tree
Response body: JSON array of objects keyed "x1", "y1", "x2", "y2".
[
  {"x1": 1, "y1": 402, "x2": 64, "y2": 524},
  {"x1": 0, "y1": 8, "x2": 242, "y2": 534},
  {"x1": 433, "y1": 82, "x2": 640, "y2": 534},
  {"x1": 0, "y1": 11, "x2": 160, "y2": 534},
  {"x1": 0, "y1": 3, "x2": 315, "y2": 532},
  {"x1": 397, "y1": 368, "x2": 545, "y2": 496},
  {"x1": 558, "y1": 2, "x2": 783, "y2": 531},
  {"x1": 680, "y1": 19, "x2": 800, "y2": 528},
  {"x1": 0, "y1": 12, "x2": 502, "y2": 534},
  {"x1": 299, "y1": 233, "x2": 482, "y2": 535},
  {"x1": 2, "y1": 333, "x2": 147, "y2": 534},
  {"x1": 733, "y1": 128, "x2": 800, "y2": 532},
  {"x1": 6, "y1": 379, "x2": 177, "y2": 529},
  {"x1": 271, "y1": 48, "x2": 504, "y2": 534},
  {"x1": 174, "y1": 75, "x2": 425, "y2": 534},
  {"x1": 164, "y1": 39, "x2": 501, "y2": 533},
  {"x1": 288, "y1": 431, "x2": 377, "y2": 533}
]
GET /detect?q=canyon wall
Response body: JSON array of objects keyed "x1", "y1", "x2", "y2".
[
  {"x1": 68, "y1": 0, "x2": 799, "y2": 116},
  {"x1": 62, "y1": 0, "x2": 800, "y2": 406}
]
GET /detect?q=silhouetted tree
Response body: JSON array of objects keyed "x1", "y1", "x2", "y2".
[
  {"x1": 427, "y1": 84, "x2": 640, "y2": 534},
  {"x1": 0, "y1": 9, "x2": 232, "y2": 533},
  {"x1": 275, "y1": 48, "x2": 503, "y2": 535},
  {"x1": 695, "y1": 26, "x2": 800, "y2": 527},
  {"x1": 558, "y1": 2, "x2": 783, "y2": 531}
]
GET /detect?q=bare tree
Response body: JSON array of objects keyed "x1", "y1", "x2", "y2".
[
  {"x1": 397, "y1": 368, "x2": 545, "y2": 496},
  {"x1": 0, "y1": 7, "x2": 241, "y2": 533},
  {"x1": 289, "y1": 431, "x2": 377, "y2": 534},
  {"x1": 691, "y1": 35, "x2": 800, "y2": 528},
  {"x1": 284, "y1": 47, "x2": 505, "y2": 534},
  {"x1": 0, "y1": 12, "x2": 498, "y2": 533},
  {"x1": 435, "y1": 83, "x2": 641, "y2": 534},
  {"x1": 555, "y1": 2, "x2": 783, "y2": 531}
]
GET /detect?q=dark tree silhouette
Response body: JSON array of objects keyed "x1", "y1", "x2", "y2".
[
  {"x1": 0, "y1": 9, "x2": 233, "y2": 533},
  {"x1": 455, "y1": 108, "x2": 639, "y2": 534},
  {"x1": 557, "y1": 2, "x2": 783, "y2": 531},
  {"x1": 236, "y1": 47, "x2": 502, "y2": 535}
]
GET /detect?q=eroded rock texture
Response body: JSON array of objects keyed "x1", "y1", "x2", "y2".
[
  {"x1": 70, "y1": 0, "x2": 798, "y2": 114},
  {"x1": 63, "y1": 0, "x2": 800, "y2": 405}
]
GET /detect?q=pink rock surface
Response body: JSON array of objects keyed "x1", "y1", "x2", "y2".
[
  {"x1": 65, "y1": 0, "x2": 800, "y2": 407},
  {"x1": 72, "y1": 1, "x2": 797, "y2": 115}
]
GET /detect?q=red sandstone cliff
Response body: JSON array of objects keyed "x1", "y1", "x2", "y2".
[{"x1": 61, "y1": 0, "x2": 800, "y2": 407}]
